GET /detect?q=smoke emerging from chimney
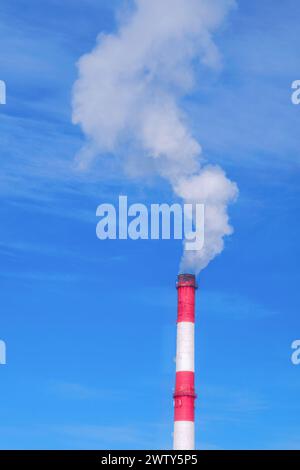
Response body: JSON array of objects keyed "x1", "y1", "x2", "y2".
[{"x1": 72, "y1": 0, "x2": 238, "y2": 274}]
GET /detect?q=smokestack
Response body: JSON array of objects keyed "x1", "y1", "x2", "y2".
[{"x1": 173, "y1": 273, "x2": 197, "y2": 450}]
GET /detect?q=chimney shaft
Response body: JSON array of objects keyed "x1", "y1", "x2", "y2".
[{"x1": 173, "y1": 274, "x2": 197, "y2": 450}]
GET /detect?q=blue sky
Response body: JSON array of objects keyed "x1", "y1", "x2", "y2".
[{"x1": 0, "y1": 0, "x2": 300, "y2": 450}]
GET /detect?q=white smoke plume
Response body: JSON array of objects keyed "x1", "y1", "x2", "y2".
[{"x1": 72, "y1": 0, "x2": 238, "y2": 274}]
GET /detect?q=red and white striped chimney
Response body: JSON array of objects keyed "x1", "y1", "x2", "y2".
[{"x1": 173, "y1": 273, "x2": 197, "y2": 450}]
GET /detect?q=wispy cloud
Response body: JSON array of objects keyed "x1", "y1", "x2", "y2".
[
  {"x1": 58, "y1": 424, "x2": 141, "y2": 446},
  {"x1": 0, "y1": 241, "x2": 95, "y2": 262},
  {"x1": 200, "y1": 290, "x2": 277, "y2": 319},
  {"x1": 56, "y1": 421, "x2": 170, "y2": 449},
  {"x1": 48, "y1": 380, "x2": 123, "y2": 401},
  {"x1": 199, "y1": 384, "x2": 269, "y2": 427},
  {"x1": 0, "y1": 270, "x2": 84, "y2": 283},
  {"x1": 190, "y1": 2, "x2": 300, "y2": 170}
]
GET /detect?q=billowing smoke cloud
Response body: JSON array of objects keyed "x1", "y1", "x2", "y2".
[{"x1": 72, "y1": 0, "x2": 238, "y2": 274}]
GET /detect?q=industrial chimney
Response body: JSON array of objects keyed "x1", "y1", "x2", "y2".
[{"x1": 173, "y1": 273, "x2": 197, "y2": 450}]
